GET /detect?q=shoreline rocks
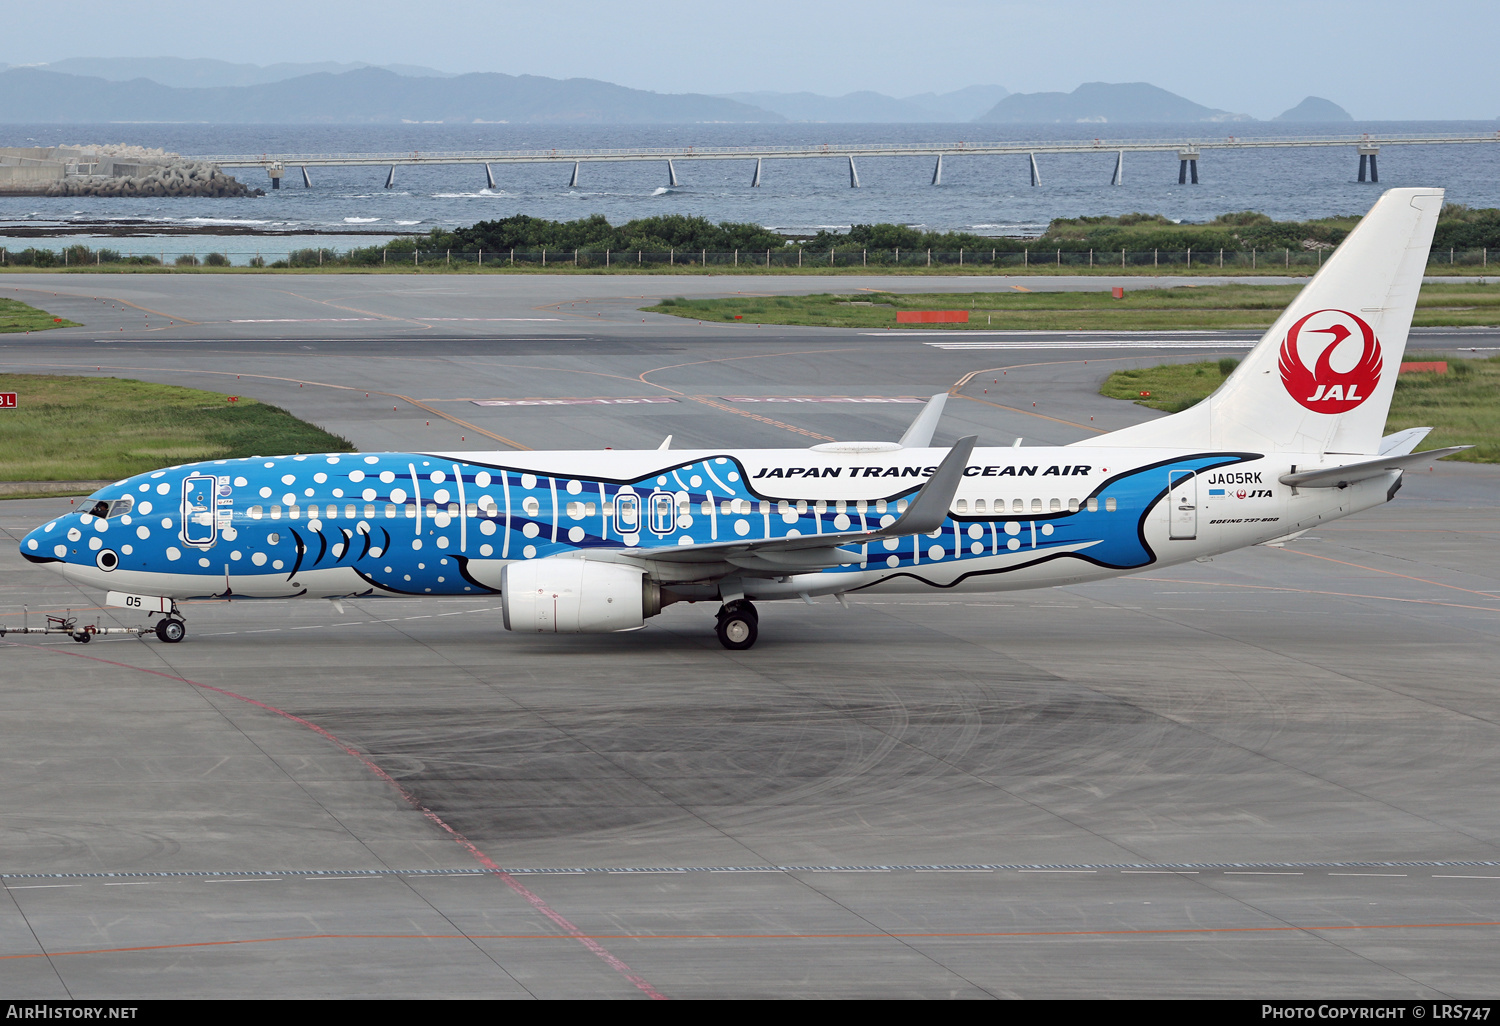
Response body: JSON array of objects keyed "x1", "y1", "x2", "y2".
[{"x1": 0, "y1": 144, "x2": 263, "y2": 198}]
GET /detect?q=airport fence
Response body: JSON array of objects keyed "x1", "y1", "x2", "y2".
[{"x1": 0, "y1": 245, "x2": 1493, "y2": 271}]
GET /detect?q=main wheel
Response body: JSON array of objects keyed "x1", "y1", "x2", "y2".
[
  {"x1": 156, "y1": 618, "x2": 186, "y2": 644},
  {"x1": 715, "y1": 611, "x2": 757, "y2": 650}
]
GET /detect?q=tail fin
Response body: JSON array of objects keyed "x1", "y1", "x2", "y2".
[{"x1": 1092, "y1": 187, "x2": 1443, "y2": 455}]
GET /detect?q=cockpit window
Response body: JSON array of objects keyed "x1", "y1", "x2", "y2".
[{"x1": 82, "y1": 497, "x2": 135, "y2": 519}]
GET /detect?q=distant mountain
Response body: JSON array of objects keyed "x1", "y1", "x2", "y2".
[
  {"x1": 29, "y1": 57, "x2": 457, "y2": 89},
  {"x1": 0, "y1": 66, "x2": 784, "y2": 124},
  {"x1": 900, "y1": 85, "x2": 1010, "y2": 123},
  {"x1": 975, "y1": 82, "x2": 1252, "y2": 123},
  {"x1": 718, "y1": 85, "x2": 1007, "y2": 123},
  {"x1": 19, "y1": 57, "x2": 456, "y2": 89},
  {"x1": 1273, "y1": 96, "x2": 1353, "y2": 122}
]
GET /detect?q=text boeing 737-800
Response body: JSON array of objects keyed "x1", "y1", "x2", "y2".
[{"x1": 18, "y1": 188, "x2": 1466, "y2": 650}]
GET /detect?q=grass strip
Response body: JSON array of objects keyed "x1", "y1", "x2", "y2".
[
  {"x1": 1100, "y1": 356, "x2": 1500, "y2": 463},
  {"x1": 0, "y1": 374, "x2": 354, "y2": 485},
  {"x1": 0, "y1": 298, "x2": 79, "y2": 333},
  {"x1": 646, "y1": 283, "x2": 1500, "y2": 331}
]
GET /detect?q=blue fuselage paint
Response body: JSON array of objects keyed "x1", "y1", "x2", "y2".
[{"x1": 20, "y1": 446, "x2": 1338, "y2": 602}]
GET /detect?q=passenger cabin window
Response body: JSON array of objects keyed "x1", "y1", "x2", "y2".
[
  {"x1": 650, "y1": 493, "x2": 675, "y2": 534},
  {"x1": 1105, "y1": 497, "x2": 1117, "y2": 512},
  {"x1": 1087, "y1": 498, "x2": 1099, "y2": 512},
  {"x1": 615, "y1": 494, "x2": 640, "y2": 530},
  {"x1": 955, "y1": 499, "x2": 968, "y2": 513}
]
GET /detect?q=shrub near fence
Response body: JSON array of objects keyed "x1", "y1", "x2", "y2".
[{"x1": 0, "y1": 246, "x2": 1493, "y2": 270}]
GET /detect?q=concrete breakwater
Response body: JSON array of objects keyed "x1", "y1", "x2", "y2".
[{"x1": 0, "y1": 144, "x2": 263, "y2": 197}]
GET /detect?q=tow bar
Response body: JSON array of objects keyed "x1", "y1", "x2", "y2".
[{"x1": 1, "y1": 607, "x2": 155, "y2": 644}]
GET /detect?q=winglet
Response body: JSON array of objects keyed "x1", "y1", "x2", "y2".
[
  {"x1": 898, "y1": 393, "x2": 949, "y2": 448},
  {"x1": 886, "y1": 434, "x2": 976, "y2": 536}
]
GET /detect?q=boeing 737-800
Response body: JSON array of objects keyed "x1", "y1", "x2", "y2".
[{"x1": 18, "y1": 188, "x2": 1465, "y2": 649}]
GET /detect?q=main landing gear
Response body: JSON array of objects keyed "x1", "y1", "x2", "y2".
[{"x1": 714, "y1": 600, "x2": 758, "y2": 651}]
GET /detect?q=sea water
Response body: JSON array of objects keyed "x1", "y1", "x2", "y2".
[{"x1": 2, "y1": 121, "x2": 1496, "y2": 260}]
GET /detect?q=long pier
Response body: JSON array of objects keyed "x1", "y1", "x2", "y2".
[{"x1": 194, "y1": 132, "x2": 1500, "y2": 190}]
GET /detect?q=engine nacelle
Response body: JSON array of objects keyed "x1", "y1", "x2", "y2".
[{"x1": 501, "y1": 558, "x2": 662, "y2": 633}]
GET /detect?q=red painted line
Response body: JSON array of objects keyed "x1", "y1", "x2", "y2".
[{"x1": 6, "y1": 642, "x2": 666, "y2": 1000}]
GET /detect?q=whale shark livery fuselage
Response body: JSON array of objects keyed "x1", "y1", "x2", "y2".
[{"x1": 18, "y1": 189, "x2": 1465, "y2": 649}]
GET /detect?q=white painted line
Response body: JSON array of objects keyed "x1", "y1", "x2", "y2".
[
  {"x1": 303, "y1": 876, "x2": 381, "y2": 882},
  {"x1": 1224, "y1": 871, "x2": 1304, "y2": 876},
  {"x1": 1433, "y1": 875, "x2": 1500, "y2": 880},
  {"x1": 103, "y1": 882, "x2": 153, "y2": 886},
  {"x1": 6, "y1": 884, "x2": 82, "y2": 889},
  {"x1": 1328, "y1": 872, "x2": 1408, "y2": 877},
  {"x1": 1019, "y1": 869, "x2": 1097, "y2": 874},
  {"x1": 1121, "y1": 870, "x2": 1199, "y2": 874},
  {"x1": 206, "y1": 878, "x2": 282, "y2": 884}
]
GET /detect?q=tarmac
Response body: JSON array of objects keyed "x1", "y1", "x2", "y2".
[{"x1": 0, "y1": 272, "x2": 1498, "y2": 998}]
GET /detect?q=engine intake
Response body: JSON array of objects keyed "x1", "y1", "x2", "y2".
[{"x1": 501, "y1": 558, "x2": 663, "y2": 633}]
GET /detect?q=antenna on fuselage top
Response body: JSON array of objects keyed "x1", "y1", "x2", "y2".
[{"x1": 658, "y1": 435, "x2": 673, "y2": 450}]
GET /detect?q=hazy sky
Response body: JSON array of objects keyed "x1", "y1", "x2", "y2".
[{"x1": 4, "y1": 0, "x2": 1497, "y2": 120}]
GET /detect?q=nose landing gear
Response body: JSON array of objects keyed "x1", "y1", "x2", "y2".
[
  {"x1": 714, "y1": 600, "x2": 758, "y2": 650},
  {"x1": 154, "y1": 617, "x2": 187, "y2": 643}
]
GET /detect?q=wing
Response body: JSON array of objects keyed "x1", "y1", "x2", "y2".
[{"x1": 619, "y1": 435, "x2": 977, "y2": 570}]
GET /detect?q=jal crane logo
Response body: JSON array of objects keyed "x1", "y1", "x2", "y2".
[{"x1": 1278, "y1": 309, "x2": 1383, "y2": 413}]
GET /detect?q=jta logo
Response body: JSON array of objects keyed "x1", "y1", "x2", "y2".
[{"x1": 1277, "y1": 309, "x2": 1383, "y2": 413}]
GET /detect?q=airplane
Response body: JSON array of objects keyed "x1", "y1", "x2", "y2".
[{"x1": 18, "y1": 187, "x2": 1467, "y2": 650}]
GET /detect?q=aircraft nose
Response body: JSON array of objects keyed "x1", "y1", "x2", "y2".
[{"x1": 19, "y1": 524, "x2": 64, "y2": 564}]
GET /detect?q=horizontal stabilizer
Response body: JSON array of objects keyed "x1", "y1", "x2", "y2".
[
  {"x1": 1279, "y1": 447, "x2": 1470, "y2": 488},
  {"x1": 1378, "y1": 426, "x2": 1433, "y2": 456}
]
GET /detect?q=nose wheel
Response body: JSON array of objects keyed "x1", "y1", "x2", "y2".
[
  {"x1": 714, "y1": 600, "x2": 758, "y2": 650},
  {"x1": 155, "y1": 617, "x2": 187, "y2": 643}
]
